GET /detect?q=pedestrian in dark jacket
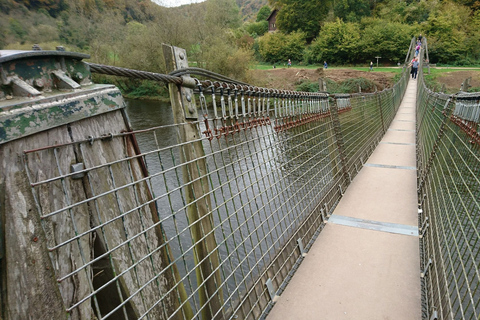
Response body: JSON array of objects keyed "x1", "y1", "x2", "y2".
[{"x1": 409, "y1": 58, "x2": 419, "y2": 79}]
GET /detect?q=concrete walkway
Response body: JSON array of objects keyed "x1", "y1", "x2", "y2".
[{"x1": 267, "y1": 79, "x2": 421, "y2": 320}]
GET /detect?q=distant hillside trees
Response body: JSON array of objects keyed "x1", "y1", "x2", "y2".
[
  {"x1": 334, "y1": 0, "x2": 371, "y2": 22},
  {"x1": 13, "y1": 0, "x2": 68, "y2": 17},
  {"x1": 424, "y1": 1, "x2": 471, "y2": 63},
  {"x1": 245, "y1": 5, "x2": 270, "y2": 36},
  {"x1": 256, "y1": 5, "x2": 271, "y2": 21},
  {"x1": 2, "y1": 0, "x2": 480, "y2": 71},
  {"x1": 269, "y1": 0, "x2": 330, "y2": 40},
  {"x1": 206, "y1": 0, "x2": 242, "y2": 29}
]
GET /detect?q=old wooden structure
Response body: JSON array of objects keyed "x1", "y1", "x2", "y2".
[
  {"x1": 0, "y1": 48, "x2": 190, "y2": 319},
  {"x1": 266, "y1": 9, "x2": 278, "y2": 32}
]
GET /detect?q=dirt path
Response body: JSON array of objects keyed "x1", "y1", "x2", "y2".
[
  {"x1": 433, "y1": 70, "x2": 480, "y2": 91},
  {"x1": 250, "y1": 67, "x2": 396, "y2": 92}
]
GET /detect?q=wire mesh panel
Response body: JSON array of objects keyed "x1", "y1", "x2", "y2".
[
  {"x1": 417, "y1": 75, "x2": 480, "y2": 319},
  {"x1": 334, "y1": 71, "x2": 408, "y2": 184},
  {"x1": 337, "y1": 93, "x2": 383, "y2": 181},
  {"x1": 17, "y1": 62, "x2": 411, "y2": 319}
]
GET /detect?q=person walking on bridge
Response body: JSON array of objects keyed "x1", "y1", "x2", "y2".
[
  {"x1": 409, "y1": 57, "x2": 419, "y2": 79},
  {"x1": 415, "y1": 44, "x2": 421, "y2": 57}
]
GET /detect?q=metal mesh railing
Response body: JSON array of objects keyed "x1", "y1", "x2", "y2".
[
  {"x1": 417, "y1": 53, "x2": 480, "y2": 319},
  {"x1": 20, "y1": 56, "x2": 410, "y2": 319}
]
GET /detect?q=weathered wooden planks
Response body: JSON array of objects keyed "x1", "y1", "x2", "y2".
[{"x1": 1, "y1": 95, "x2": 191, "y2": 319}]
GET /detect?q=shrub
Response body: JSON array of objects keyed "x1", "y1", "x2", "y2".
[
  {"x1": 296, "y1": 79, "x2": 319, "y2": 92},
  {"x1": 338, "y1": 78, "x2": 376, "y2": 93},
  {"x1": 258, "y1": 31, "x2": 306, "y2": 63},
  {"x1": 123, "y1": 80, "x2": 168, "y2": 99},
  {"x1": 305, "y1": 19, "x2": 361, "y2": 64}
]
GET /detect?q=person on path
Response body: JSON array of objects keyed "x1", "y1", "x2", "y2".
[
  {"x1": 418, "y1": 34, "x2": 423, "y2": 43},
  {"x1": 370, "y1": 61, "x2": 373, "y2": 71},
  {"x1": 287, "y1": 59, "x2": 291, "y2": 68},
  {"x1": 415, "y1": 44, "x2": 420, "y2": 57},
  {"x1": 409, "y1": 57, "x2": 419, "y2": 79},
  {"x1": 324, "y1": 61, "x2": 328, "y2": 69}
]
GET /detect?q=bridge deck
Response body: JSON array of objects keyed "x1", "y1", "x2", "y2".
[{"x1": 267, "y1": 79, "x2": 421, "y2": 319}]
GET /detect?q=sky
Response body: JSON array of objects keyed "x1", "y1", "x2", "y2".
[{"x1": 151, "y1": 0, "x2": 206, "y2": 7}]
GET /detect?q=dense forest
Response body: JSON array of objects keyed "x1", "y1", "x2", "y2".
[{"x1": 1, "y1": 0, "x2": 479, "y2": 88}]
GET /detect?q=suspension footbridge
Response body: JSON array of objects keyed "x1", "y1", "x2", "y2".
[
  {"x1": 0, "y1": 38, "x2": 478, "y2": 320},
  {"x1": 268, "y1": 78, "x2": 421, "y2": 319}
]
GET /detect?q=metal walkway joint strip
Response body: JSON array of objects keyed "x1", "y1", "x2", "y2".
[
  {"x1": 328, "y1": 214, "x2": 419, "y2": 236},
  {"x1": 388, "y1": 128, "x2": 415, "y2": 132},
  {"x1": 364, "y1": 163, "x2": 417, "y2": 170},
  {"x1": 380, "y1": 142, "x2": 416, "y2": 146}
]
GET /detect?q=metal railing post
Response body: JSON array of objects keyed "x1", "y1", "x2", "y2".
[
  {"x1": 163, "y1": 44, "x2": 224, "y2": 320},
  {"x1": 376, "y1": 91, "x2": 386, "y2": 134},
  {"x1": 329, "y1": 96, "x2": 350, "y2": 187},
  {"x1": 418, "y1": 96, "x2": 456, "y2": 191}
]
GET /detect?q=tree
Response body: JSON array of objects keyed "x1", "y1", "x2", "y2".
[
  {"x1": 465, "y1": 10, "x2": 480, "y2": 61},
  {"x1": 256, "y1": 5, "x2": 271, "y2": 22},
  {"x1": 269, "y1": 0, "x2": 330, "y2": 41},
  {"x1": 205, "y1": 0, "x2": 241, "y2": 29},
  {"x1": 246, "y1": 21, "x2": 269, "y2": 36},
  {"x1": 424, "y1": 1, "x2": 470, "y2": 62},
  {"x1": 304, "y1": 19, "x2": 361, "y2": 64},
  {"x1": 374, "y1": 0, "x2": 430, "y2": 24},
  {"x1": 9, "y1": 18, "x2": 28, "y2": 43},
  {"x1": 358, "y1": 18, "x2": 414, "y2": 62},
  {"x1": 258, "y1": 31, "x2": 306, "y2": 62},
  {"x1": 334, "y1": 0, "x2": 371, "y2": 22}
]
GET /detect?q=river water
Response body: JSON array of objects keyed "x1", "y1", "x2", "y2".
[{"x1": 125, "y1": 98, "x2": 335, "y2": 309}]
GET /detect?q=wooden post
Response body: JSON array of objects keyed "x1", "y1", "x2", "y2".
[
  {"x1": 318, "y1": 78, "x2": 327, "y2": 92},
  {"x1": 464, "y1": 77, "x2": 472, "y2": 92},
  {"x1": 163, "y1": 44, "x2": 224, "y2": 320},
  {"x1": 424, "y1": 37, "x2": 431, "y2": 75}
]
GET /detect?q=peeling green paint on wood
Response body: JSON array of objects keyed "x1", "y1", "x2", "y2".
[{"x1": 0, "y1": 86, "x2": 125, "y2": 144}]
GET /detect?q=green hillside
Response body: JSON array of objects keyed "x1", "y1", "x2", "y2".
[
  {"x1": 1, "y1": 0, "x2": 479, "y2": 91},
  {"x1": 236, "y1": 0, "x2": 269, "y2": 21}
]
